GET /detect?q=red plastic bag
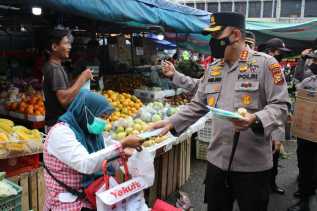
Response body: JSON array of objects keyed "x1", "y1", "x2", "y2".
[{"x1": 152, "y1": 199, "x2": 182, "y2": 211}]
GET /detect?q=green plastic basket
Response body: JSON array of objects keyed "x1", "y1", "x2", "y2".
[{"x1": 0, "y1": 179, "x2": 22, "y2": 211}]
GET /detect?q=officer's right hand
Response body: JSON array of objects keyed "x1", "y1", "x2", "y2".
[
  {"x1": 81, "y1": 68, "x2": 94, "y2": 81},
  {"x1": 162, "y1": 60, "x2": 176, "y2": 78},
  {"x1": 148, "y1": 120, "x2": 173, "y2": 136},
  {"x1": 121, "y1": 135, "x2": 143, "y2": 151}
]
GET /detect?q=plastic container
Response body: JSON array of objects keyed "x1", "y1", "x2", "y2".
[
  {"x1": 0, "y1": 179, "x2": 22, "y2": 211},
  {"x1": 197, "y1": 119, "x2": 213, "y2": 143},
  {"x1": 0, "y1": 154, "x2": 40, "y2": 177},
  {"x1": 27, "y1": 115, "x2": 45, "y2": 122},
  {"x1": 195, "y1": 139, "x2": 209, "y2": 161}
]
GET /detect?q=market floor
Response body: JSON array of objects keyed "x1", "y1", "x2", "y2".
[{"x1": 166, "y1": 140, "x2": 317, "y2": 211}]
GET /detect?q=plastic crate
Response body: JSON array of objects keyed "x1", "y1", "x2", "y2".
[
  {"x1": 0, "y1": 154, "x2": 40, "y2": 177},
  {"x1": 195, "y1": 139, "x2": 209, "y2": 160},
  {"x1": 0, "y1": 179, "x2": 22, "y2": 211},
  {"x1": 197, "y1": 119, "x2": 213, "y2": 143}
]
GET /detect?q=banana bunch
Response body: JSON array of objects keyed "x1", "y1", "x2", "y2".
[
  {"x1": 0, "y1": 118, "x2": 14, "y2": 135},
  {"x1": 0, "y1": 132, "x2": 8, "y2": 150},
  {"x1": 12, "y1": 126, "x2": 41, "y2": 142}
]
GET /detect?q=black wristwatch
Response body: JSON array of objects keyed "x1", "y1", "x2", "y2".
[{"x1": 251, "y1": 115, "x2": 264, "y2": 135}]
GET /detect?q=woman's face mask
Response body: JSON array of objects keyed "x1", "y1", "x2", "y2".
[{"x1": 85, "y1": 106, "x2": 107, "y2": 135}]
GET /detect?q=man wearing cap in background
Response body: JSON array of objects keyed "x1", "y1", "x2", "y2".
[
  {"x1": 151, "y1": 12, "x2": 289, "y2": 211},
  {"x1": 258, "y1": 37, "x2": 292, "y2": 195},
  {"x1": 258, "y1": 38, "x2": 292, "y2": 63},
  {"x1": 287, "y1": 49, "x2": 317, "y2": 211},
  {"x1": 294, "y1": 38, "x2": 317, "y2": 83}
]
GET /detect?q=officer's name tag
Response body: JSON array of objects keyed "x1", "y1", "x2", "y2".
[{"x1": 208, "y1": 77, "x2": 222, "y2": 83}]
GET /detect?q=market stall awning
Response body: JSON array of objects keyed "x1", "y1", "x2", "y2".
[
  {"x1": 43, "y1": 0, "x2": 210, "y2": 34},
  {"x1": 165, "y1": 19, "x2": 317, "y2": 54}
]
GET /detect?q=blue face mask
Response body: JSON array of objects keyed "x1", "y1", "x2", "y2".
[{"x1": 85, "y1": 106, "x2": 107, "y2": 135}]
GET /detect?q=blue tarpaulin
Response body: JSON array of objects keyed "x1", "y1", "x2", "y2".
[
  {"x1": 44, "y1": 0, "x2": 210, "y2": 33},
  {"x1": 44, "y1": 0, "x2": 317, "y2": 53}
]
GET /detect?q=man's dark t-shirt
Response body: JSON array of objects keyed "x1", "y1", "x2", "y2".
[{"x1": 43, "y1": 62, "x2": 70, "y2": 126}]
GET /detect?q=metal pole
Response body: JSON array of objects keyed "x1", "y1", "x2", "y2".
[
  {"x1": 246, "y1": 0, "x2": 249, "y2": 18},
  {"x1": 130, "y1": 33, "x2": 135, "y2": 67},
  {"x1": 260, "y1": 0, "x2": 264, "y2": 18},
  {"x1": 301, "y1": 0, "x2": 305, "y2": 18},
  {"x1": 276, "y1": 0, "x2": 281, "y2": 19}
]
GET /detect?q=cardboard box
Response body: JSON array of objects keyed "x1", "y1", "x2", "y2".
[{"x1": 292, "y1": 89, "x2": 317, "y2": 142}]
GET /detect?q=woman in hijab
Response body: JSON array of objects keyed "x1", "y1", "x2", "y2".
[{"x1": 43, "y1": 90, "x2": 142, "y2": 211}]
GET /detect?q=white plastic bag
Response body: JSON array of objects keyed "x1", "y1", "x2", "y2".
[
  {"x1": 127, "y1": 150, "x2": 155, "y2": 187},
  {"x1": 96, "y1": 177, "x2": 125, "y2": 211},
  {"x1": 96, "y1": 150, "x2": 154, "y2": 211}
]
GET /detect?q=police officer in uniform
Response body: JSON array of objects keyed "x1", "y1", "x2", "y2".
[
  {"x1": 151, "y1": 12, "x2": 289, "y2": 211},
  {"x1": 288, "y1": 50, "x2": 317, "y2": 211},
  {"x1": 258, "y1": 37, "x2": 292, "y2": 195}
]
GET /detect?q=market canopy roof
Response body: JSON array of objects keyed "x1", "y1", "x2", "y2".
[
  {"x1": 43, "y1": 0, "x2": 210, "y2": 34},
  {"x1": 43, "y1": 0, "x2": 317, "y2": 53}
]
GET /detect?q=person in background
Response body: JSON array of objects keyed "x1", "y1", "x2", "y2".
[
  {"x1": 294, "y1": 38, "x2": 317, "y2": 83},
  {"x1": 245, "y1": 31, "x2": 256, "y2": 50},
  {"x1": 288, "y1": 50, "x2": 317, "y2": 211},
  {"x1": 43, "y1": 29, "x2": 93, "y2": 128},
  {"x1": 44, "y1": 90, "x2": 143, "y2": 211},
  {"x1": 258, "y1": 37, "x2": 292, "y2": 195},
  {"x1": 152, "y1": 12, "x2": 289, "y2": 211}
]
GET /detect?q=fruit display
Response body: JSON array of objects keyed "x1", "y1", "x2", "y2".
[
  {"x1": 139, "y1": 101, "x2": 179, "y2": 123},
  {"x1": 142, "y1": 135, "x2": 169, "y2": 148},
  {"x1": 103, "y1": 74, "x2": 147, "y2": 94},
  {"x1": 2, "y1": 86, "x2": 45, "y2": 117},
  {"x1": 165, "y1": 93, "x2": 190, "y2": 106},
  {"x1": 103, "y1": 90, "x2": 143, "y2": 122},
  {"x1": 0, "y1": 118, "x2": 42, "y2": 157},
  {"x1": 110, "y1": 117, "x2": 148, "y2": 140}
]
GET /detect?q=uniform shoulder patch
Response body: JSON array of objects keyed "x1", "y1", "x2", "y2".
[{"x1": 269, "y1": 63, "x2": 284, "y2": 85}]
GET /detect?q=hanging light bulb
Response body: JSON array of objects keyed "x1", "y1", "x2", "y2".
[
  {"x1": 157, "y1": 34, "x2": 164, "y2": 40},
  {"x1": 32, "y1": 7, "x2": 42, "y2": 16}
]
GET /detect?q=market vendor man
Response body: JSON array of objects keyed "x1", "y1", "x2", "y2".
[
  {"x1": 151, "y1": 12, "x2": 289, "y2": 211},
  {"x1": 43, "y1": 29, "x2": 93, "y2": 128}
]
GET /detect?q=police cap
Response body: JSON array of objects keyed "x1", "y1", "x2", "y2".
[
  {"x1": 262, "y1": 38, "x2": 291, "y2": 52},
  {"x1": 202, "y1": 12, "x2": 245, "y2": 35}
]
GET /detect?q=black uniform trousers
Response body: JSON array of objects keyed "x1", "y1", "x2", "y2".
[
  {"x1": 297, "y1": 138, "x2": 317, "y2": 197},
  {"x1": 205, "y1": 162, "x2": 271, "y2": 211}
]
